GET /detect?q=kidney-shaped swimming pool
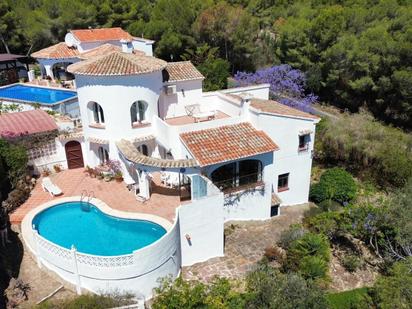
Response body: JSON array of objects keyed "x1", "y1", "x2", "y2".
[{"x1": 32, "y1": 201, "x2": 167, "y2": 256}]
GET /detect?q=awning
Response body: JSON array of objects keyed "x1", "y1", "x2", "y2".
[
  {"x1": 116, "y1": 139, "x2": 198, "y2": 168},
  {"x1": 134, "y1": 134, "x2": 156, "y2": 144},
  {"x1": 271, "y1": 193, "x2": 282, "y2": 205}
]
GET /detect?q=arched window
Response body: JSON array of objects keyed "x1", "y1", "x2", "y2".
[
  {"x1": 211, "y1": 162, "x2": 236, "y2": 191},
  {"x1": 211, "y1": 159, "x2": 263, "y2": 191},
  {"x1": 130, "y1": 100, "x2": 148, "y2": 124},
  {"x1": 137, "y1": 144, "x2": 149, "y2": 156},
  {"x1": 89, "y1": 102, "x2": 105, "y2": 124},
  {"x1": 98, "y1": 146, "x2": 109, "y2": 164},
  {"x1": 239, "y1": 160, "x2": 262, "y2": 185}
]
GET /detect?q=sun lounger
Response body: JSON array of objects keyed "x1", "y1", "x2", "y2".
[{"x1": 41, "y1": 177, "x2": 63, "y2": 196}]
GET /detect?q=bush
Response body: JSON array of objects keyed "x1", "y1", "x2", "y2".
[
  {"x1": 246, "y1": 261, "x2": 328, "y2": 309},
  {"x1": 372, "y1": 258, "x2": 412, "y2": 309},
  {"x1": 310, "y1": 168, "x2": 357, "y2": 204},
  {"x1": 304, "y1": 211, "x2": 347, "y2": 240},
  {"x1": 285, "y1": 233, "x2": 331, "y2": 281},
  {"x1": 35, "y1": 292, "x2": 135, "y2": 309},
  {"x1": 278, "y1": 224, "x2": 306, "y2": 250},
  {"x1": 327, "y1": 288, "x2": 372, "y2": 309},
  {"x1": 340, "y1": 255, "x2": 362, "y2": 273},
  {"x1": 315, "y1": 113, "x2": 412, "y2": 188},
  {"x1": 152, "y1": 277, "x2": 245, "y2": 309},
  {"x1": 264, "y1": 246, "x2": 285, "y2": 262}
]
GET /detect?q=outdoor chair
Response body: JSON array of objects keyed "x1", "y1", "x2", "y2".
[{"x1": 41, "y1": 177, "x2": 63, "y2": 196}]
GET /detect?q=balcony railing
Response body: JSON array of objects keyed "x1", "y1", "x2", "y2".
[{"x1": 212, "y1": 172, "x2": 264, "y2": 194}]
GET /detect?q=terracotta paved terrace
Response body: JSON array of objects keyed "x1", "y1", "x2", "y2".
[
  {"x1": 165, "y1": 110, "x2": 229, "y2": 126},
  {"x1": 10, "y1": 168, "x2": 180, "y2": 224}
]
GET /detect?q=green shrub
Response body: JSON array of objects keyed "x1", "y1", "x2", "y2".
[
  {"x1": 310, "y1": 168, "x2": 357, "y2": 204},
  {"x1": 327, "y1": 287, "x2": 372, "y2": 309},
  {"x1": 341, "y1": 254, "x2": 362, "y2": 273},
  {"x1": 152, "y1": 276, "x2": 245, "y2": 309},
  {"x1": 304, "y1": 211, "x2": 343, "y2": 239},
  {"x1": 246, "y1": 261, "x2": 328, "y2": 309},
  {"x1": 285, "y1": 233, "x2": 331, "y2": 281},
  {"x1": 278, "y1": 224, "x2": 306, "y2": 250},
  {"x1": 372, "y1": 258, "x2": 412, "y2": 309},
  {"x1": 299, "y1": 255, "x2": 329, "y2": 280}
]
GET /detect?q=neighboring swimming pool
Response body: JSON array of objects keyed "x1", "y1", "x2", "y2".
[
  {"x1": 32, "y1": 201, "x2": 167, "y2": 256},
  {"x1": 0, "y1": 84, "x2": 77, "y2": 105}
]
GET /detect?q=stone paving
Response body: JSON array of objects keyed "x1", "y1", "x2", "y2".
[{"x1": 182, "y1": 204, "x2": 310, "y2": 282}]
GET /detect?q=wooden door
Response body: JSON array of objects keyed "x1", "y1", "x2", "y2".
[{"x1": 65, "y1": 141, "x2": 84, "y2": 169}]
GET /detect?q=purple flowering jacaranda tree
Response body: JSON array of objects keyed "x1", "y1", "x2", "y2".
[{"x1": 234, "y1": 65, "x2": 317, "y2": 112}]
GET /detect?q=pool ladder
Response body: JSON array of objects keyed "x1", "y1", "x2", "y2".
[{"x1": 80, "y1": 190, "x2": 95, "y2": 212}]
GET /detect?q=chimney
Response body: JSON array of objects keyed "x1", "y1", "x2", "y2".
[{"x1": 120, "y1": 39, "x2": 133, "y2": 53}]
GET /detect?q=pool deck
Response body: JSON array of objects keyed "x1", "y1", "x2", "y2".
[{"x1": 10, "y1": 168, "x2": 180, "y2": 225}]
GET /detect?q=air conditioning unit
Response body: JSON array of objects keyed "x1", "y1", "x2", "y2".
[{"x1": 164, "y1": 85, "x2": 176, "y2": 95}]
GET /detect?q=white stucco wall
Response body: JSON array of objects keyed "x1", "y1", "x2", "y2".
[
  {"x1": 178, "y1": 186, "x2": 224, "y2": 266},
  {"x1": 28, "y1": 138, "x2": 86, "y2": 174},
  {"x1": 248, "y1": 110, "x2": 317, "y2": 205},
  {"x1": 160, "y1": 79, "x2": 203, "y2": 119}
]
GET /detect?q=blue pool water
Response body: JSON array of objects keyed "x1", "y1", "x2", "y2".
[
  {"x1": 32, "y1": 202, "x2": 167, "y2": 256},
  {"x1": 0, "y1": 84, "x2": 76, "y2": 105}
]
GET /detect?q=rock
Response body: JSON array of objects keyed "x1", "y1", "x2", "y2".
[{"x1": 5, "y1": 278, "x2": 31, "y2": 308}]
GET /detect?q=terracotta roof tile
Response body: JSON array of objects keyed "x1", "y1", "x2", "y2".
[
  {"x1": 71, "y1": 27, "x2": 133, "y2": 42},
  {"x1": 164, "y1": 61, "x2": 204, "y2": 82},
  {"x1": 79, "y1": 44, "x2": 145, "y2": 60},
  {"x1": 250, "y1": 98, "x2": 320, "y2": 120},
  {"x1": 0, "y1": 110, "x2": 58, "y2": 136},
  {"x1": 67, "y1": 51, "x2": 167, "y2": 76},
  {"x1": 31, "y1": 42, "x2": 79, "y2": 59},
  {"x1": 180, "y1": 122, "x2": 279, "y2": 167}
]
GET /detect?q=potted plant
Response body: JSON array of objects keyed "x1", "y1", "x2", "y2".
[
  {"x1": 114, "y1": 171, "x2": 123, "y2": 183},
  {"x1": 53, "y1": 164, "x2": 62, "y2": 173},
  {"x1": 41, "y1": 168, "x2": 50, "y2": 177}
]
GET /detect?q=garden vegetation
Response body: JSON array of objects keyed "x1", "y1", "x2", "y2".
[{"x1": 315, "y1": 112, "x2": 412, "y2": 188}]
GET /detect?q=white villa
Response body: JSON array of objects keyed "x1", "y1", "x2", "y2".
[{"x1": 19, "y1": 27, "x2": 320, "y2": 298}]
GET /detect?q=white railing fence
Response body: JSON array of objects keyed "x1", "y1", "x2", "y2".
[{"x1": 32, "y1": 218, "x2": 180, "y2": 295}]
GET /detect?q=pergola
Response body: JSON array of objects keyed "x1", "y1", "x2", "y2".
[{"x1": 0, "y1": 54, "x2": 29, "y2": 85}]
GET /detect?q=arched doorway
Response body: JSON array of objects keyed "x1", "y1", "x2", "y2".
[{"x1": 65, "y1": 141, "x2": 84, "y2": 169}]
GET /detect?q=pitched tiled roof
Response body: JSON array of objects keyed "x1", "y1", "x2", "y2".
[
  {"x1": 79, "y1": 44, "x2": 145, "y2": 60},
  {"x1": 71, "y1": 27, "x2": 133, "y2": 42},
  {"x1": 0, "y1": 110, "x2": 58, "y2": 136},
  {"x1": 67, "y1": 51, "x2": 167, "y2": 76},
  {"x1": 78, "y1": 43, "x2": 121, "y2": 59},
  {"x1": 250, "y1": 98, "x2": 320, "y2": 120},
  {"x1": 116, "y1": 139, "x2": 198, "y2": 168},
  {"x1": 180, "y1": 122, "x2": 279, "y2": 167},
  {"x1": 31, "y1": 42, "x2": 79, "y2": 59},
  {"x1": 164, "y1": 61, "x2": 204, "y2": 82}
]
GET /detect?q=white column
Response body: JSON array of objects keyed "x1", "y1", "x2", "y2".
[
  {"x1": 32, "y1": 226, "x2": 42, "y2": 269},
  {"x1": 71, "y1": 245, "x2": 82, "y2": 295},
  {"x1": 44, "y1": 64, "x2": 54, "y2": 80},
  {"x1": 138, "y1": 171, "x2": 151, "y2": 200}
]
